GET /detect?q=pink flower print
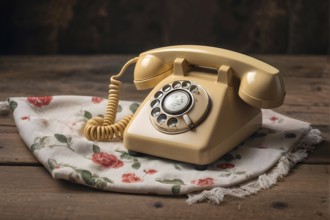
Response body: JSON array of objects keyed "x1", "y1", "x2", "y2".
[
  {"x1": 122, "y1": 173, "x2": 143, "y2": 183},
  {"x1": 217, "y1": 163, "x2": 235, "y2": 169},
  {"x1": 91, "y1": 96, "x2": 103, "y2": 104},
  {"x1": 40, "y1": 119, "x2": 49, "y2": 127},
  {"x1": 92, "y1": 152, "x2": 124, "y2": 168},
  {"x1": 143, "y1": 169, "x2": 158, "y2": 175},
  {"x1": 20, "y1": 115, "x2": 30, "y2": 121},
  {"x1": 27, "y1": 96, "x2": 53, "y2": 108},
  {"x1": 270, "y1": 116, "x2": 279, "y2": 122},
  {"x1": 191, "y1": 178, "x2": 214, "y2": 187}
]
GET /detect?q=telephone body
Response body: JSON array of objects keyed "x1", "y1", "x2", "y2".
[
  {"x1": 123, "y1": 45, "x2": 285, "y2": 168},
  {"x1": 84, "y1": 45, "x2": 285, "y2": 169}
]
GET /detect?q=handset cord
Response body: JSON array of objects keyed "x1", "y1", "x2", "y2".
[{"x1": 84, "y1": 57, "x2": 139, "y2": 141}]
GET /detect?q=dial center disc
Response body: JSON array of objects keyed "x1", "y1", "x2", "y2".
[{"x1": 162, "y1": 90, "x2": 192, "y2": 115}]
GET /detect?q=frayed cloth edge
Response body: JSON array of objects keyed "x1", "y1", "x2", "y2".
[{"x1": 186, "y1": 128, "x2": 323, "y2": 205}]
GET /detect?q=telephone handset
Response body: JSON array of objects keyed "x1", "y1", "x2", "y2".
[{"x1": 84, "y1": 45, "x2": 285, "y2": 170}]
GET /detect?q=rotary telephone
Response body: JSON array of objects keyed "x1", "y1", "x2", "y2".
[{"x1": 84, "y1": 45, "x2": 286, "y2": 170}]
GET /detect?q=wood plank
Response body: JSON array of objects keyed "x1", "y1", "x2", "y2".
[
  {"x1": 253, "y1": 55, "x2": 329, "y2": 78},
  {"x1": 304, "y1": 140, "x2": 330, "y2": 164},
  {"x1": 0, "y1": 126, "x2": 38, "y2": 164},
  {"x1": 0, "y1": 83, "x2": 149, "y2": 125},
  {"x1": 0, "y1": 55, "x2": 328, "y2": 80},
  {"x1": 0, "y1": 165, "x2": 328, "y2": 220}
]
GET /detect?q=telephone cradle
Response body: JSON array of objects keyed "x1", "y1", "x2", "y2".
[{"x1": 84, "y1": 45, "x2": 286, "y2": 170}]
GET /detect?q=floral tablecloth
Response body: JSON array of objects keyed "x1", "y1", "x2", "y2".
[{"x1": 5, "y1": 96, "x2": 322, "y2": 204}]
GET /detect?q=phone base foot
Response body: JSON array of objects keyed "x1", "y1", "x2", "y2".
[
  {"x1": 128, "y1": 150, "x2": 145, "y2": 157},
  {"x1": 194, "y1": 164, "x2": 208, "y2": 171}
]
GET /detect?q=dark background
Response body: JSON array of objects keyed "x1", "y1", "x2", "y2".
[{"x1": 0, "y1": 0, "x2": 328, "y2": 55}]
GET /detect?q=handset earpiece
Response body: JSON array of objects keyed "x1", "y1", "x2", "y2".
[
  {"x1": 133, "y1": 54, "x2": 173, "y2": 90},
  {"x1": 238, "y1": 69, "x2": 285, "y2": 109}
]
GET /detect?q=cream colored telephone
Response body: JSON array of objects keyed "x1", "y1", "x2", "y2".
[{"x1": 84, "y1": 45, "x2": 285, "y2": 170}]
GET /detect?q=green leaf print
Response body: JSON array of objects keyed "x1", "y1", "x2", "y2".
[
  {"x1": 218, "y1": 170, "x2": 246, "y2": 178},
  {"x1": 84, "y1": 110, "x2": 92, "y2": 119},
  {"x1": 30, "y1": 143, "x2": 38, "y2": 152},
  {"x1": 48, "y1": 159, "x2": 59, "y2": 171},
  {"x1": 284, "y1": 132, "x2": 297, "y2": 138},
  {"x1": 116, "y1": 150, "x2": 133, "y2": 160},
  {"x1": 234, "y1": 171, "x2": 246, "y2": 175},
  {"x1": 92, "y1": 144, "x2": 101, "y2": 153},
  {"x1": 30, "y1": 136, "x2": 50, "y2": 152},
  {"x1": 31, "y1": 135, "x2": 74, "y2": 152},
  {"x1": 48, "y1": 159, "x2": 113, "y2": 187},
  {"x1": 156, "y1": 178, "x2": 184, "y2": 195},
  {"x1": 156, "y1": 178, "x2": 185, "y2": 185},
  {"x1": 254, "y1": 128, "x2": 277, "y2": 137},
  {"x1": 222, "y1": 153, "x2": 234, "y2": 162},
  {"x1": 117, "y1": 105, "x2": 122, "y2": 112},
  {"x1": 171, "y1": 185, "x2": 181, "y2": 195},
  {"x1": 95, "y1": 179, "x2": 107, "y2": 189},
  {"x1": 55, "y1": 134, "x2": 69, "y2": 144},
  {"x1": 222, "y1": 153, "x2": 241, "y2": 162},
  {"x1": 102, "y1": 177, "x2": 113, "y2": 184},
  {"x1": 54, "y1": 134, "x2": 72, "y2": 149},
  {"x1": 219, "y1": 172, "x2": 231, "y2": 177},
  {"x1": 115, "y1": 149, "x2": 141, "y2": 169},
  {"x1": 40, "y1": 136, "x2": 50, "y2": 144},
  {"x1": 174, "y1": 163, "x2": 182, "y2": 171},
  {"x1": 129, "y1": 103, "x2": 140, "y2": 113},
  {"x1": 9, "y1": 100, "x2": 17, "y2": 112},
  {"x1": 132, "y1": 159, "x2": 141, "y2": 169},
  {"x1": 80, "y1": 170, "x2": 96, "y2": 186}
]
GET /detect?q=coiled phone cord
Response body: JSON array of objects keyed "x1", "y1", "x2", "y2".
[{"x1": 84, "y1": 57, "x2": 139, "y2": 141}]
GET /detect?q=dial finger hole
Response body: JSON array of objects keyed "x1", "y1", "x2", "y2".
[
  {"x1": 189, "y1": 85, "x2": 199, "y2": 93},
  {"x1": 150, "y1": 99, "x2": 160, "y2": 108},
  {"x1": 182, "y1": 81, "x2": 191, "y2": 89},
  {"x1": 162, "y1": 84, "x2": 171, "y2": 92},
  {"x1": 157, "y1": 114, "x2": 167, "y2": 124},
  {"x1": 172, "y1": 81, "x2": 181, "y2": 89},
  {"x1": 154, "y1": 91, "x2": 163, "y2": 99},
  {"x1": 151, "y1": 107, "x2": 161, "y2": 117},
  {"x1": 167, "y1": 118, "x2": 178, "y2": 128}
]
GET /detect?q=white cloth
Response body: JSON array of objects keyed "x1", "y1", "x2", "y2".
[{"x1": 7, "y1": 96, "x2": 322, "y2": 204}]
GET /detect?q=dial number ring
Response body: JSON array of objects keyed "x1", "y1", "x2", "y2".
[{"x1": 149, "y1": 80, "x2": 210, "y2": 134}]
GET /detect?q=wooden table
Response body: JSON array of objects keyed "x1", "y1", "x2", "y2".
[{"x1": 0, "y1": 55, "x2": 329, "y2": 220}]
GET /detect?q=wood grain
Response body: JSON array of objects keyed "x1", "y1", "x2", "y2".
[
  {"x1": 0, "y1": 126, "x2": 38, "y2": 164},
  {"x1": 0, "y1": 165, "x2": 328, "y2": 220}
]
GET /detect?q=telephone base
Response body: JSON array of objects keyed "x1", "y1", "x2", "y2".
[
  {"x1": 124, "y1": 67, "x2": 264, "y2": 166},
  {"x1": 129, "y1": 149, "x2": 209, "y2": 171},
  {"x1": 124, "y1": 109, "x2": 261, "y2": 166}
]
